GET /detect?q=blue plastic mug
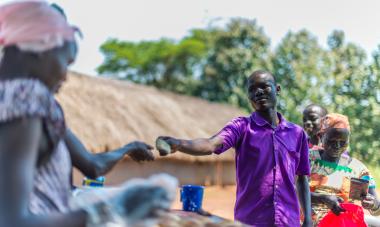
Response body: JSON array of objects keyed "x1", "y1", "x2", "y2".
[{"x1": 180, "y1": 185, "x2": 204, "y2": 212}]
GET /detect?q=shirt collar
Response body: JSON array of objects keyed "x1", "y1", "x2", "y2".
[{"x1": 251, "y1": 111, "x2": 292, "y2": 129}]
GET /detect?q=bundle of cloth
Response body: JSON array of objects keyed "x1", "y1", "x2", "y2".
[{"x1": 72, "y1": 174, "x2": 178, "y2": 227}]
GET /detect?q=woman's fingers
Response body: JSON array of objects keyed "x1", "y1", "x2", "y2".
[
  {"x1": 362, "y1": 195, "x2": 376, "y2": 209},
  {"x1": 332, "y1": 203, "x2": 345, "y2": 215},
  {"x1": 337, "y1": 196, "x2": 344, "y2": 203}
]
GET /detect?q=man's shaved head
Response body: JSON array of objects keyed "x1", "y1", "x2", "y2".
[{"x1": 247, "y1": 70, "x2": 276, "y2": 85}]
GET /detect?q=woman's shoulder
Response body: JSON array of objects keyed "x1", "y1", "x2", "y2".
[
  {"x1": 0, "y1": 78, "x2": 66, "y2": 150},
  {"x1": 0, "y1": 79, "x2": 58, "y2": 122},
  {"x1": 348, "y1": 157, "x2": 369, "y2": 171}
]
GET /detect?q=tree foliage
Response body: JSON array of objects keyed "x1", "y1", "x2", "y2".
[
  {"x1": 98, "y1": 36, "x2": 207, "y2": 94},
  {"x1": 98, "y1": 19, "x2": 380, "y2": 165},
  {"x1": 196, "y1": 18, "x2": 271, "y2": 109}
]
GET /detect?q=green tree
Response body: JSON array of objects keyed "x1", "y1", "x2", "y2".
[
  {"x1": 271, "y1": 30, "x2": 329, "y2": 122},
  {"x1": 325, "y1": 31, "x2": 379, "y2": 164},
  {"x1": 196, "y1": 18, "x2": 271, "y2": 110},
  {"x1": 97, "y1": 36, "x2": 207, "y2": 94}
]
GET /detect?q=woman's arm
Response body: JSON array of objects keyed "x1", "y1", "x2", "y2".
[
  {"x1": 363, "y1": 188, "x2": 380, "y2": 215},
  {"x1": 0, "y1": 118, "x2": 87, "y2": 227},
  {"x1": 310, "y1": 192, "x2": 345, "y2": 215},
  {"x1": 310, "y1": 192, "x2": 324, "y2": 204},
  {"x1": 65, "y1": 129, "x2": 154, "y2": 178}
]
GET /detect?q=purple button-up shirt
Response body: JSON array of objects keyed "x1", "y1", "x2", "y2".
[{"x1": 215, "y1": 112, "x2": 310, "y2": 226}]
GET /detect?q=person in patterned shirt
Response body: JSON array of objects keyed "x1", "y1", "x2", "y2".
[{"x1": 309, "y1": 113, "x2": 380, "y2": 225}]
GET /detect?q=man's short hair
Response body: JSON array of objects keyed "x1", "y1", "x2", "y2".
[
  {"x1": 247, "y1": 70, "x2": 276, "y2": 87},
  {"x1": 303, "y1": 104, "x2": 328, "y2": 116}
]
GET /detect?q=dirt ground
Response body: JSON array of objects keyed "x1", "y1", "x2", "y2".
[
  {"x1": 172, "y1": 186, "x2": 236, "y2": 220},
  {"x1": 172, "y1": 186, "x2": 380, "y2": 221}
]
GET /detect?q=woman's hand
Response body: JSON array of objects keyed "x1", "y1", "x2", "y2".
[
  {"x1": 362, "y1": 194, "x2": 380, "y2": 211},
  {"x1": 321, "y1": 195, "x2": 346, "y2": 215},
  {"x1": 126, "y1": 141, "x2": 154, "y2": 162}
]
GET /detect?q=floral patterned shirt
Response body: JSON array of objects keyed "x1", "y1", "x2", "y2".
[{"x1": 309, "y1": 148, "x2": 376, "y2": 223}]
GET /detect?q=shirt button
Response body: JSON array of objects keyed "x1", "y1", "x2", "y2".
[{"x1": 275, "y1": 185, "x2": 278, "y2": 189}]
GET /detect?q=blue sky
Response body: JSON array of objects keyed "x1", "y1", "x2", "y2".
[{"x1": 2, "y1": 0, "x2": 380, "y2": 75}]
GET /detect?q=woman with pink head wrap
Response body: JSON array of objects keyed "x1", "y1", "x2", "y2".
[
  {"x1": 0, "y1": 1, "x2": 88, "y2": 226},
  {"x1": 308, "y1": 113, "x2": 380, "y2": 225},
  {"x1": 0, "y1": 1, "x2": 173, "y2": 227}
]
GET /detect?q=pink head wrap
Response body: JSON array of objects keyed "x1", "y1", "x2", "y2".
[
  {"x1": 319, "y1": 113, "x2": 351, "y2": 135},
  {"x1": 0, "y1": 0, "x2": 79, "y2": 52}
]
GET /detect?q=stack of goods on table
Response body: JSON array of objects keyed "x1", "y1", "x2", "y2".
[
  {"x1": 74, "y1": 173, "x2": 246, "y2": 226},
  {"x1": 157, "y1": 210, "x2": 248, "y2": 227}
]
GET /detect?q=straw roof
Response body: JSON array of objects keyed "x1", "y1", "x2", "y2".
[{"x1": 56, "y1": 72, "x2": 247, "y2": 162}]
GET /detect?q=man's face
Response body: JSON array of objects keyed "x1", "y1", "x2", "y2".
[
  {"x1": 322, "y1": 128, "x2": 349, "y2": 158},
  {"x1": 247, "y1": 73, "x2": 279, "y2": 111},
  {"x1": 303, "y1": 106, "x2": 326, "y2": 137}
]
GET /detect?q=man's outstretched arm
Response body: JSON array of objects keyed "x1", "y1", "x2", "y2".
[{"x1": 156, "y1": 135, "x2": 224, "y2": 156}]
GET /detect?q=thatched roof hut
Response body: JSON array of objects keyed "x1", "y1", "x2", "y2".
[
  {"x1": 57, "y1": 72, "x2": 246, "y2": 162},
  {"x1": 57, "y1": 72, "x2": 246, "y2": 185}
]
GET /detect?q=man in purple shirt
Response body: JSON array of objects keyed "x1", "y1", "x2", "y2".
[{"x1": 157, "y1": 70, "x2": 312, "y2": 226}]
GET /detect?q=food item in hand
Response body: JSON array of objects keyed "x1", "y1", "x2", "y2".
[
  {"x1": 156, "y1": 138, "x2": 172, "y2": 156},
  {"x1": 349, "y1": 177, "x2": 369, "y2": 201}
]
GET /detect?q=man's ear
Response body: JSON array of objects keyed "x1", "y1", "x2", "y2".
[{"x1": 276, "y1": 85, "x2": 281, "y2": 95}]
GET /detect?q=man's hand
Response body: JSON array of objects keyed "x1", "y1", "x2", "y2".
[
  {"x1": 321, "y1": 195, "x2": 346, "y2": 215},
  {"x1": 126, "y1": 141, "x2": 154, "y2": 162},
  {"x1": 155, "y1": 136, "x2": 218, "y2": 156},
  {"x1": 156, "y1": 136, "x2": 180, "y2": 156},
  {"x1": 362, "y1": 194, "x2": 379, "y2": 211}
]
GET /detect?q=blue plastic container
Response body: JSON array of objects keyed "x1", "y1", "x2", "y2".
[
  {"x1": 82, "y1": 176, "x2": 105, "y2": 187},
  {"x1": 180, "y1": 185, "x2": 204, "y2": 212}
]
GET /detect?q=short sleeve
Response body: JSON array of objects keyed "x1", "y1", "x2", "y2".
[
  {"x1": 213, "y1": 117, "x2": 247, "y2": 154},
  {"x1": 355, "y1": 160, "x2": 376, "y2": 189},
  {"x1": 0, "y1": 79, "x2": 66, "y2": 146},
  {"x1": 296, "y1": 130, "x2": 311, "y2": 176},
  {"x1": 0, "y1": 79, "x2": 54, "y2": 122}
]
